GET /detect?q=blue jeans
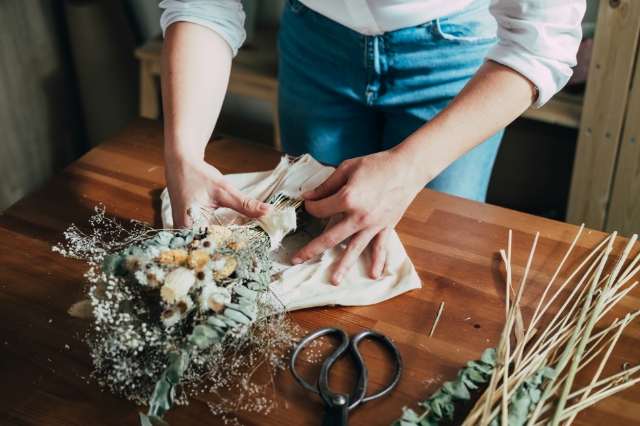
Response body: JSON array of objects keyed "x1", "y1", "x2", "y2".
[{"x1": 277, "y1": 0, "x2": 503, "y2": 202}]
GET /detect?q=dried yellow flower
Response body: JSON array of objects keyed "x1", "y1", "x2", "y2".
[
  {"x1": 227, "y1": 239, "x2": 247, "y2": 251},
  {"x1": 157, "y1": 249, "x2": 188, "y2": 265},
  {"x1": 187, "y1": 240, "x2": 201, "y2": 250},
  {"x1": 213, "y1": 256, "x2": 237, "y2": 280},
  {"x1": 207, "y1": 225, "x2": 232, "y2": 245},
  {"x1": 187, "y1": 250, "x2": 209, "y2": 270}
]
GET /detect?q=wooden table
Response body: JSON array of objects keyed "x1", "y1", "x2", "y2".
[{"x1": 1, "y1": 119, "x2": 638, "y2": 426}]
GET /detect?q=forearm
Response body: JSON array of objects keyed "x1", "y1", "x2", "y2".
[
  {"x1": 395, "y1": 60, "x2": 537, "y2": 184},
  {"x1": 161, "y1": 22, "x2": 232, "y2": 164}
]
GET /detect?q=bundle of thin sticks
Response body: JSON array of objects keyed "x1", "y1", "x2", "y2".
[{"x1": 463, "y1": 225, "x2": 640, "y2": 426}]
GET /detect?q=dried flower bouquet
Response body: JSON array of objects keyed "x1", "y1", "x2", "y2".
[
  {"x1": 395, "y1": 226, "x2": 640, "y2": 426},
  {"x1": 54, "y1": 195, "x2": 303, "y2": 425}
]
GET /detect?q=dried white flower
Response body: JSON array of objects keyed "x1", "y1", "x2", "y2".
[
  {"x1": 199, "y1": 284, "x2": 232, "y2": 313},
  {"x1": 161, "y1": 307, "x2": 181, "y2": 327},
  {"x1": 194, "y1": 268, "x2": 214, "y2": 288},
  {"x1": 176, "y1": 295, "x2": 194, "y2": 313},
  {"x1": 200, "y1": 237, "x2": 218, "y2": 254},
  {"x1": 210, "y1": 256, "x2": 228, "y2": 272},
  {"x1": 161, "y1": 267, "x2": 196, "y2": 303}
]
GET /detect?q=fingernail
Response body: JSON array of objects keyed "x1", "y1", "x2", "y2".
[
  {"x1": 375, "y1": 267, "x2": 383, "y2": 278},
  {"x1": 333, "y1": 273, "x2": 343, "y2": 286},
  {"x1": 302, "y1": 190, "x2": 313, "y2": 199},
  {"x1": 258, "y1": 203, "x2": 271, "y2": 212},
  {"x1": 292, "y1": 257, "x2": 302, "y2": 265}
]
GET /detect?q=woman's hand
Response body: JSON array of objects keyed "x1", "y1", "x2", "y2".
[
  {"x1": 165, "y1": 155, "x2": 273, "y2": 228},
  {"x1": 291, "y1": 148, "x2": 427, "y2": 285}
]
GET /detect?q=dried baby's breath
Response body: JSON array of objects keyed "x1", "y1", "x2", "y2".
[{"x1": 55, "y1": 199, "x2": 303, "y2": 424}]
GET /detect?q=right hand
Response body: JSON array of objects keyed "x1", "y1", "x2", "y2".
[{"x1": 165, "y1": 156, "x2": 273, "y2": 228}]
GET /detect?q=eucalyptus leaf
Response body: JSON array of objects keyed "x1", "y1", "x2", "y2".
[
  {"x1": 165, "y1": 367, "x2": 180, "y2": 385},
  {"x1": 169, "y1": 237, "x2": 186, "y2": 248},
  {"x1": 394, "y1": 348, "x2": 497, "y2": 425},
  {"x1": 192, "y1": 335, "x2": 211, "y2": 350},
  {"x1": 399, "y1": 407, "x2": 421, "y2": 422},
  {"x1": 223, "y1": 308, "x2": 252, "y2": 325},
  {"x1": 207, "y1": 316, "x2": 228, "y2": 328},
  {"x1": 139, "y1": 413, "x2": 153, "y2": 426},
  {"x1": 218, "y1": 315, "x2": 238, "y2": 328},
  {"x1": 149, "y1": 378, "x2": 170, "y2": 406},
  {"x1": 443, "y1": 378, "x2": 471, "y2": 401},
  {"x1": 247, "y1": 281, "x2": 265, "y2": 291},
  {"x1": 237, "y1": 297, "x2": 255, "y2": 306},
  {"x1": 234, "y1": 285, "x2": 258, "y2": 300},
  {"x1": 102, "y1": 253, "x2": 125, "y2": 276},
  {"x1": 235, "y1": 304, "x2": 257, "y2": 321},
  {"x1": 148, "y1": 415, "x2": 170, "y2": 426},
  {"x1": 157, "y1": 231, "x2": 174, "y2": 244},
  {"x1": 481, "y1": 348, "x2": 497, "y2": 365}
]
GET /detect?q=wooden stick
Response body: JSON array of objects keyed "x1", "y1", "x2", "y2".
[
  {"x1": 554, "y1": 377, "x2": 640, "y2": 422},
  {"x1": 429, "y1": 302, "x2": 444, "y2": 337},
  {"x1": 527, "y1": 234, "x2": 615, "y2": 426},
  {"x1": 565, "y1": 313, "x2": 631, "y2": 426},
  {"x1": 502, "y1": 231, "x2": 512, "y2": 426},
  {"x1": 528, "y1": 224, "x2": 584, "y2": 334},
  {"x1": 523, "y1": 238, "x2": 610, "y2": 366},
  {"x1": 482, "y1": 232, "x2": 539, "y2": 425},
  {"x1": 550, "y1": 232, "x2": 617, "y2": 426}
]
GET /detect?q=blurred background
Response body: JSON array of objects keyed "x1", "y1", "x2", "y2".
[{"x1": 0, "y1": 0, "x2": 603, "y2": 222}]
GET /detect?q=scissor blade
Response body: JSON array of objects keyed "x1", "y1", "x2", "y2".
[{"x1": 321, "y1": 403, "x2": 348, "y2": 426}]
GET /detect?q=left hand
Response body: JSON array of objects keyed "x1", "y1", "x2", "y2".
[{"x1": 291, "y1": 148, "x2": 426, "y2": 285}]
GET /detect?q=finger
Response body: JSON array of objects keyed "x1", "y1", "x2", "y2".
[
  {"x1": 302, "y1": 163, "x2": 349, "y2": 201},
  {"x1": 370, "y1": 228, "x2": 392, "y2": 279},
  {"x1": 304, "y1": 192, "x2": 346, "y2": 219},
  {"x1": 331, "y1": 229, "x2": 377, "y2": 286},
  {"x1": 291, "y1": 218, "x2": 356, "y2": 265},
  {"x1": 217, "y1": 184, "x2": 273, "y2": 218}
]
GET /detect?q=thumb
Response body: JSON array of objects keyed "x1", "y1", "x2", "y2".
[{"x1": 217, "y1": 185, "x2": 273, "y2": 218}]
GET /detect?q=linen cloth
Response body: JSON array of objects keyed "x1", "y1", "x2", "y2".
[
  {"x1": 160, "y1": 155, "x2": 422, "y2": 310},
  {"x1": 158, "y1": 0, "x2": 585, "y2": 107}
]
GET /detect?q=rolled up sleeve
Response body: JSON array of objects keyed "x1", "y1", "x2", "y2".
[
  {"x1": 159, "y1": 0, "x2": 246, "y2": 56},
  {"x1": 485, "y1": 0, "x2": 586, "y2": 107}
]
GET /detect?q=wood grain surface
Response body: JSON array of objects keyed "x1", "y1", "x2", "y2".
[
  {"x1": 566, "y1": 0, "x2": 640, "y2": 231},
  {"x1": 606, "y1": 19, "x2": 640, "y2": 237},
  {"x1": 1, "y1": 119, "x2": 639, "y2": 426}
]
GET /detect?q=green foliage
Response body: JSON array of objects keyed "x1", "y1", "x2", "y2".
[
  {"x1": 140, "y1": 284, "x2": 265, "y2": 424},
  {"x1": 101, "y1": 253, "x2": 125, "y2": 276},
  {"x1": 392, "y1": 348, "x2": 497, "y2": 426},
  {"x1": 488, "y1": 366, "x2": 556, "y2": 426}
]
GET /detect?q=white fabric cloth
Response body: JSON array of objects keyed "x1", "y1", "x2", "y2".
[
  {"x1": 159, "y1": 0, "x2": 584, "y2": 107},
  {"x1": 160, "y1": 155, "x2": 422, "y2": 310}
]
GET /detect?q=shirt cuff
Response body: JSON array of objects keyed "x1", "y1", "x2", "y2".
[
  {"x1": 159, "y1": 2, "x2": 246, "y2": 57},
  {"x1": 484, "y1": 40, "x2": 574, "y2": 108}
]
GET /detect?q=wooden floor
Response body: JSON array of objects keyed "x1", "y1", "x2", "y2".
[{"x1": 0, "y1": 119, "x2": 638, "y2": 425}]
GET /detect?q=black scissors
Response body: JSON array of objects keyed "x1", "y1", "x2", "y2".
[{"x1": 290, "y1": 327, "x2": 402, "y2": 426}]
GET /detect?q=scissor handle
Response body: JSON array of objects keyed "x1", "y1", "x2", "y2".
[
  {"x1": 290, "y1": 327, "x2": 367, "y2": 410},
  {"x1": 290, "y1": 327, "x2": 351, "y2": 395},
  {"x1": 349, "y1": 330, "x2": 402, "y2": 405},
  {"x1": 290, "y1": 327, "x2": 402, "y2": 412}
]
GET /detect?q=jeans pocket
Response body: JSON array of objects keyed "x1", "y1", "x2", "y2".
[
  {"x1": 433, "y1": 5, "x2": 498, "y2": 45},
  {"x1": 285, "y1": 0, "x2": 307, "y2": 14}
]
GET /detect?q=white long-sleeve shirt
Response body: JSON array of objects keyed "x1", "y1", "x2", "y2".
[{"x1": 159, "y1": 0, "x2": 585, "y2": 107}]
